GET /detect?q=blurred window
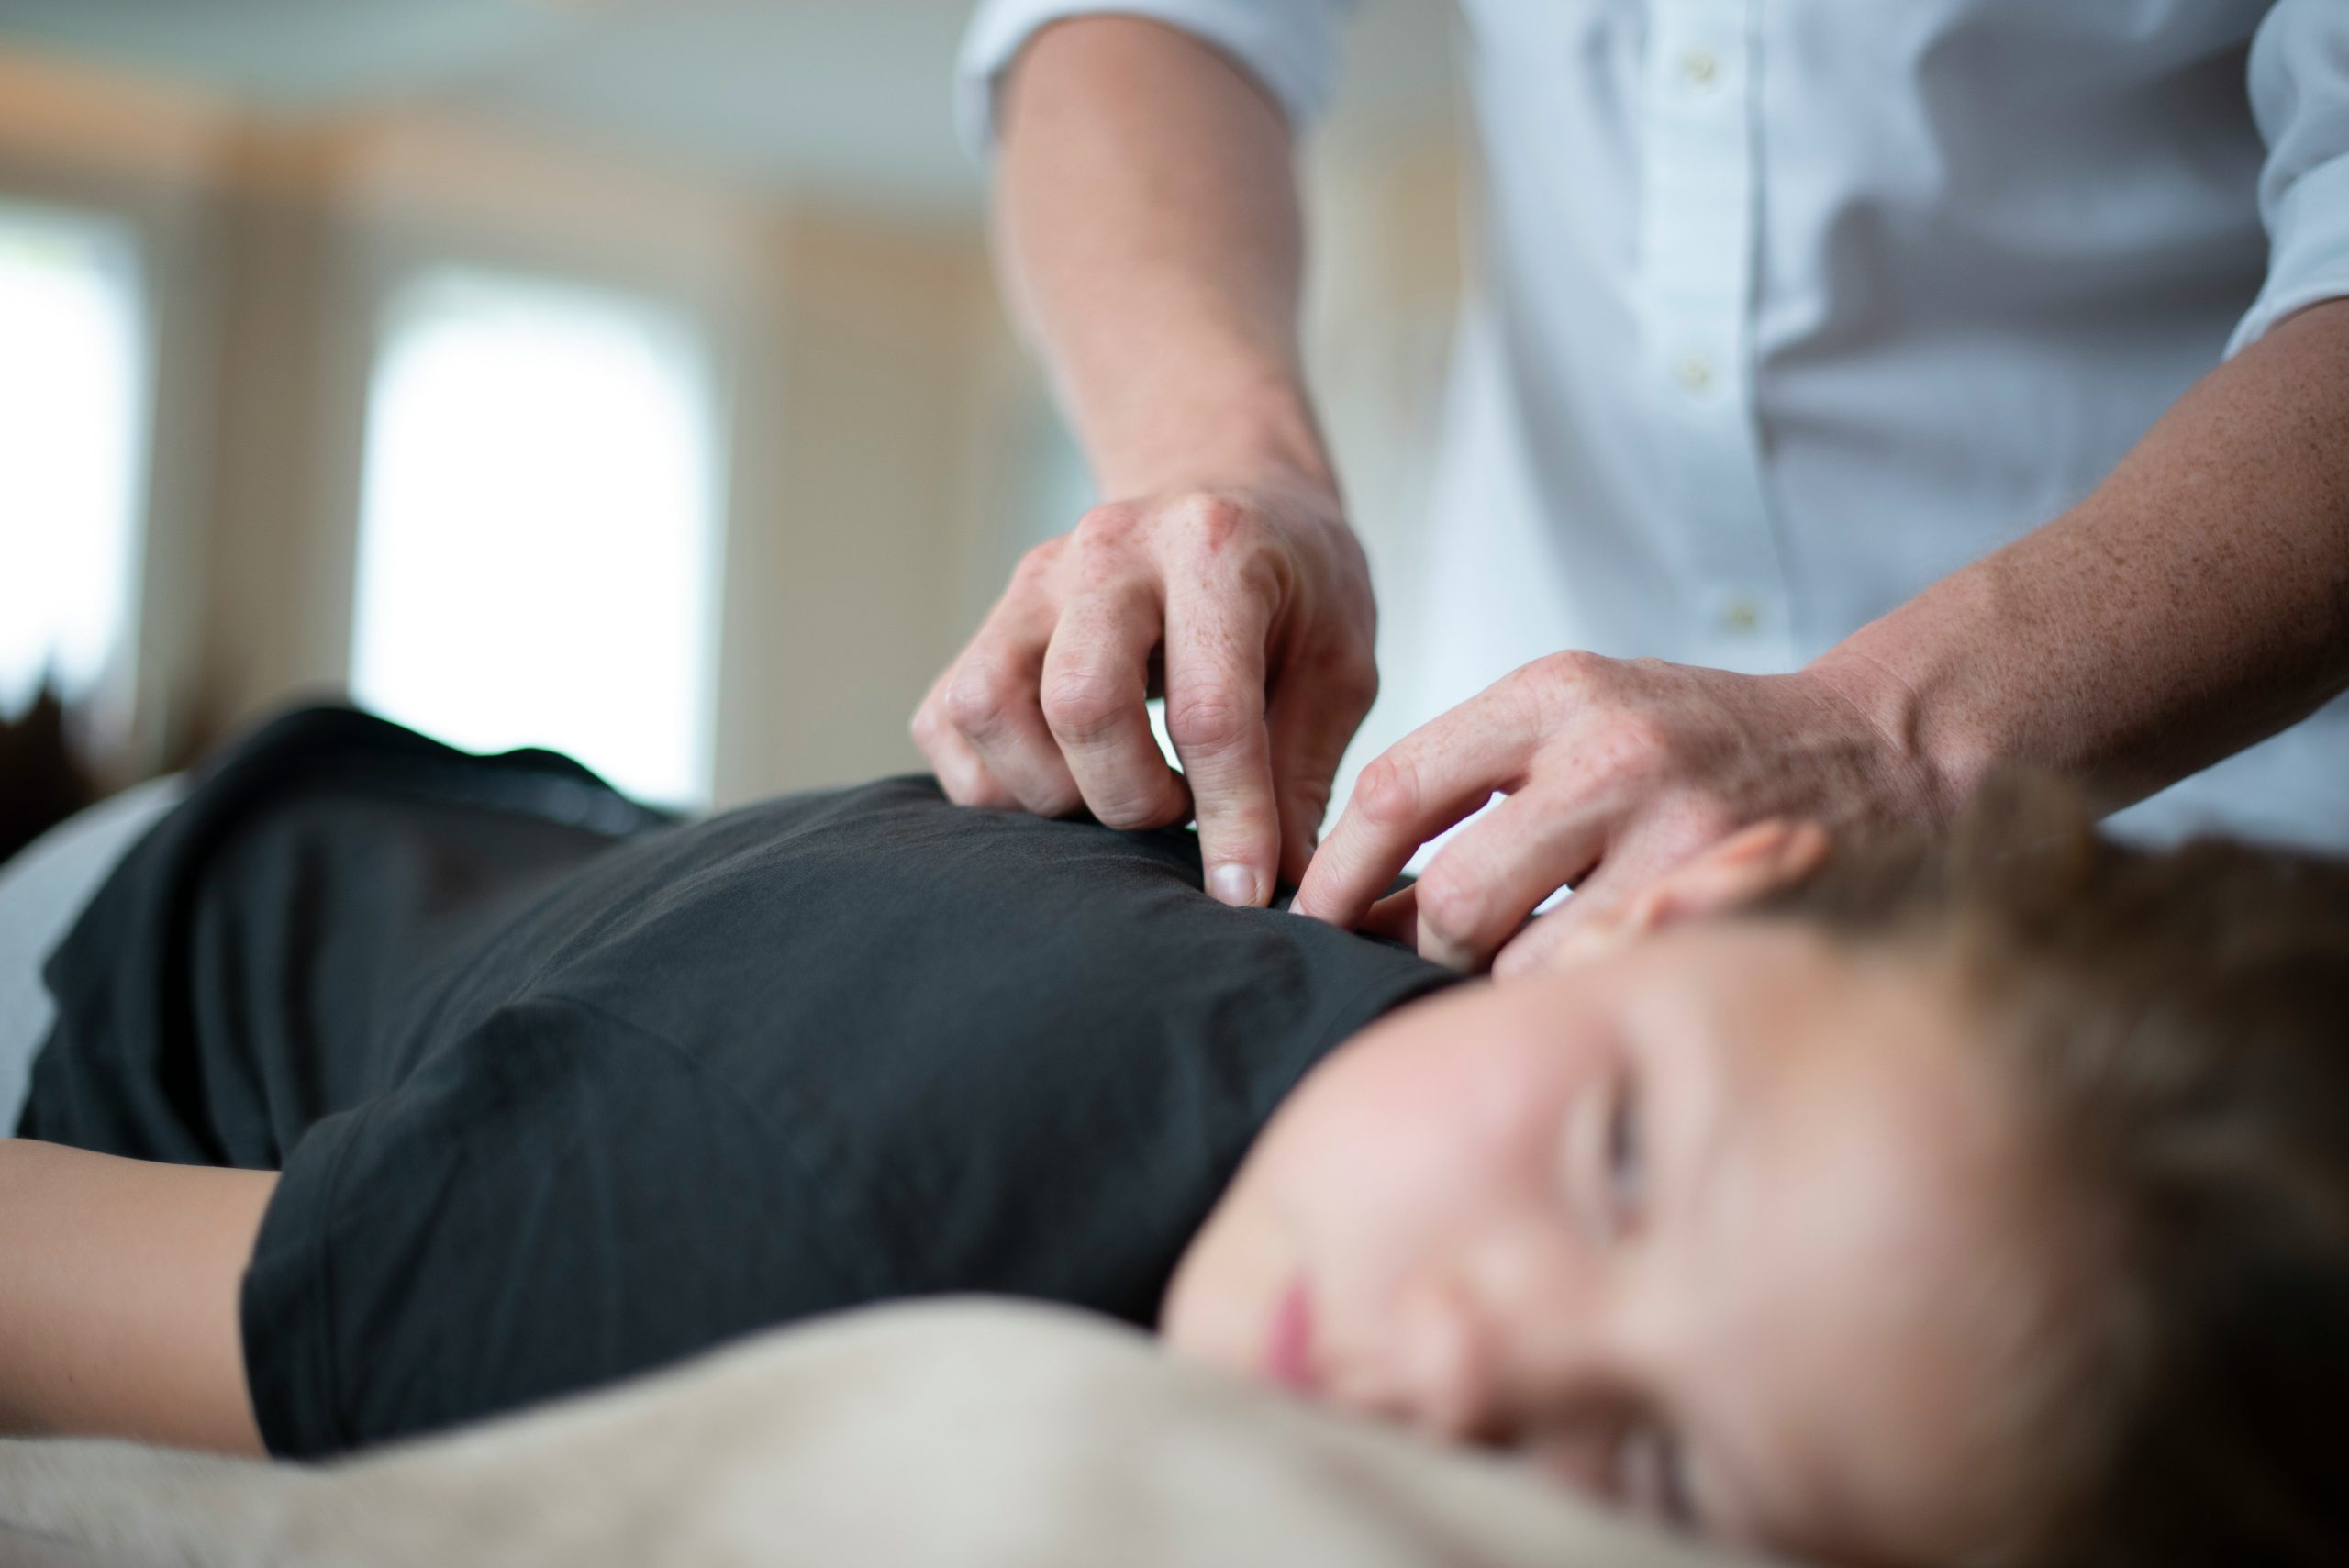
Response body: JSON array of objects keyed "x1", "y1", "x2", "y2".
[
  {"x1": 0, "y1": 201, "x2": 148, "y2": 725},
  {"x1": 351, "y1": 266, "x2": 723, "y2": 806}
]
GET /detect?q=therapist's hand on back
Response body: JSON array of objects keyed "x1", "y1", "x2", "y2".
[
  {"x1": 911, "y1": 472, "x2": 1378, "y2": 908},
  {"x1": 920, "y1": 16, "x2": 1386, "y2": 906},
  {"x1": 1291, "y1": 651, "x2": 1943, "y2": 976}
]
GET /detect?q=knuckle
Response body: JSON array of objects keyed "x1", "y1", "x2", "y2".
[
  {"x1": 1040, "y1": 666, "x2": 1128, "y2": 743},
  {"x1": 1010, "y1": 537, "x2": 1066, "y2": 589},
  {"x1": 1170, "y1": 499, "x2": 1289, "y2": 604},
  {"x1": 1522, "y1": 649, "x2": 1601, "y2": 704},
  {"x1": 1550, "y1": 648, "x2": 1608, "y2": 682},
  {"x1": 1671, "y1": 794, "x2": 1741, "y2": 846},
  {"x1": 1413, "y1": 867, "x2": 1485, "y2": 946},
  {"x1": 1171, "y1": 494, "x2": 1249, "y2": 550},
  {"x1": 1073, "y1": 503, "x2": 1143, "y2": 552},
  {"x1": 941, "y1": 659, "x2": 1023, "y2": 738},
  {"x1": 1323, "y1": 652, "x2": 1380, "y2": 716},
  {"x1": 1352, "y1": 755, "x2": 1421, "y2": 830},
  {"x1": 1165, "y1": 689, "x2": 1258, "y2": 756},
  {"x1": 1602, "y1": 712, "x2": 1675, "y2": 773},
  {"x1": 1285, "y1": 771, "x2": 1335, "y2": 824}
]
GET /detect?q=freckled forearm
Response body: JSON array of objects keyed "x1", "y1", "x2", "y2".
[{"x1": 1815, "y1": 298, "x2": 2349, "y2": 817}]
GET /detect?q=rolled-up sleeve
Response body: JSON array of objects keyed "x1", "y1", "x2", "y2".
[
  {"x1": 2228, "y1": 0, "x2": 2349, "y2": 355},
  {"x1": 954, "y1": 0, "x2": 1356, "y2": 160}
]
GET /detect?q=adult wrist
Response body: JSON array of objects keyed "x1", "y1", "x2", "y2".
[
  {"x1": 1801, "y1": 641, "x2": 1985, "y2": 828},
  {"x1": 1087, "y1": 367, "x2": 1339, "y2": 507}
]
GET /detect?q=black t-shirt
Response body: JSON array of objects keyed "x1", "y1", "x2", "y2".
[{"x1": 21, "y1": 707, "x2": 1453, "y2": 1458}]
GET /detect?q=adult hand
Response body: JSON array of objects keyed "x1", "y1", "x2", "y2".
[
  {"x1": 911, "y1": 474, "x2": 1379, "y2": 906},
  {"x1": 1289, "y1": 651, "x2": 1942, "y2": 975}
]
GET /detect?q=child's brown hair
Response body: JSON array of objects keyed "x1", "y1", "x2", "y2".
[{"x1": 1755, "y1": 774, "x2": 2349, "y2": 1568}]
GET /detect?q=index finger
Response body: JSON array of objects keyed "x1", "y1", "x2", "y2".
[
  {"x1": 1290, "y1": 697, "x2": 1542, "y2": 929},
  {"x1": 1162, "y1": 580, "x2": 1280, "y2": 907}
]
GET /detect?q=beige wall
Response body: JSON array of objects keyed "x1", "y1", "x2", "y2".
[
  {"x1": 0, "y1": 46, "x2": 1028, "y2": 800},
  {"x1": 711, "y1": 213, "x2": 1016, "y2": 803},
  {"x1": 1306, "y1": 128, "x2": 1469, "y2": 789},
  {"x1": 0, "y1": 40, "x2": 1463, "y2": 813},
  {"x1": 0, "y1": 50, "x2": 234, "y2": 781}
]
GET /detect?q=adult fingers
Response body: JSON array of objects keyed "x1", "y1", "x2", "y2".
[
  {"x1": 1040, "y1": 577, "x2": 1190, "y2": 830},
  {"x1": 911, "y1": 666, "x2": 1019, "y2": 809},
  {"x1": 1264, "y1": 647, "x2": 1379, "y2": 887},
  {"x1": 1488, "y1": 809, "x2": 1728, "y2": 979},
  {"x1": 1290, "y1": 690, "x2": 1546, "y2": 929},
  {"x1": 940, "y1": 585, "x2": 1085, "y2": 818},
  {"x1": 1163, "y1": 577, "x2": 1281, "y2": 907},
  {"x1": 1409, "y1": 789, "x2": 1615, "y2": 972}
]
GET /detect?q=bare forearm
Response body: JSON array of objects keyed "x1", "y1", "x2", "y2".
[
  {"x1": 922, "y1": 18, "x2": 1375, "y2": 897},
  {"x1": 994, "y1": 17, "x2": 1334, "y2": 498},
  {"x1": 1820, "y1": 298, "x2": 2349, "y2": 817},
  {"x1": 0, "y1": 1139, "x2": 272, "y2": 1453}
]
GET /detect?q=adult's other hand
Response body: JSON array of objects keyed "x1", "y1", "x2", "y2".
[
  {"x1": 911, "y1": 474, "x2": 1377, "y2": 907},
  {"x1": 1290, "y1": 651, "x2": 1942, "y2": 974}
]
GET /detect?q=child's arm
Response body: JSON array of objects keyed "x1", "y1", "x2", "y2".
[{"x1": 0, "y1": 1140, "x2": 274, "y2": 1454}]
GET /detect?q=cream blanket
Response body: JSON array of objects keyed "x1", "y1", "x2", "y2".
[{"x1": 0, "y1": 1300, "x2": 1765, "y2": 1568}]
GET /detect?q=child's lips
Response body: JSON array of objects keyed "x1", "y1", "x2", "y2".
[{"x1": 1262, "y1": 1275, "x2": 1319, "y2": 1394}]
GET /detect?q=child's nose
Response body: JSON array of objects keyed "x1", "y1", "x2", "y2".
[
  {"x1": 1372, "y1": 1244, "x2": 1621, "y2": 1455},
  {"x1": 1383, "y1": 1272, "x2": 1508, "y2": 1444}
]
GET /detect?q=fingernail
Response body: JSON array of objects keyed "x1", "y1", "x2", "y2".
[{"x1": 1209, "y1": 862, "x2": 1259, "y2": 907}]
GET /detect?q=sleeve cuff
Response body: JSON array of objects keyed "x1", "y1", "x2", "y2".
[
  {"x1": 239, "y1": 1105, "x2": 370, "y2": 1459},
  {"x1": 2228, "y1": 153, "x2": 2349, "y2": 357},
  {"x1": 953, "y1": 0, "x2": 1350, "y2": 162}
]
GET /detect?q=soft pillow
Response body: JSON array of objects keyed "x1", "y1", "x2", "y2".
[{"x1": 0, "y1": 1298, "x2": 1767, "y2": 1568}]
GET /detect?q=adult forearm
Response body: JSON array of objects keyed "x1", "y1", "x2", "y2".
[
  {"x1": 922, "y1": 17, "x2": 1375, "y2": 899},
  {"x1": 994, "y1": 17, "x2": 1334, "y2": 499},
  {"x1": 1818, "y1": 298, "x2": 2349, "y2": 817}
]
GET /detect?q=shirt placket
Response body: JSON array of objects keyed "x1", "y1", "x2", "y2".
[{"x1": 1635, "y1": 0, "x2": 1797, "y2": 672}]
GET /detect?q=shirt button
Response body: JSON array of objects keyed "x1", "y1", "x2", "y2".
[
  {"x1": 1675, "y1": 355, "x2": 1715, "y2": 395},
  {"x1": 1679, "y1": 48, "x2": 1719, "y2": 87},
  {"x1": 1720, "y1": 595, "x2": 1762, "y2": 636}
]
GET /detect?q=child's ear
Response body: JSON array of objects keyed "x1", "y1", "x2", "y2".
[
  {"x1": 1620, "y1": 818, "x2": 1832, "y2": 934},
  {"x1": 1545, "y1": 819, "x2": 1831, "y2": 969}
]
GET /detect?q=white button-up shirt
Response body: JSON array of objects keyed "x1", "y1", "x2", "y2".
[{"x1": 959, "y1": 1, "x2": 2349, "y2": 848}]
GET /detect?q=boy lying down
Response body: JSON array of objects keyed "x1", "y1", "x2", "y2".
[{"x1": 4, "y1": 706, "x2": 2345, "y2": 1568}]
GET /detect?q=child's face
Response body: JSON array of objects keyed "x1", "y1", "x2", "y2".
[{"x1": 1163, "y1": 919, "x2": 2060, "y2": 1567}]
